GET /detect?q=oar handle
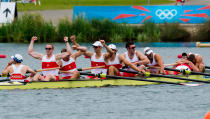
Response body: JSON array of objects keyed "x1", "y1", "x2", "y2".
[{"x1": 35, "y1": 67, "x2": 60, "y2": 72}]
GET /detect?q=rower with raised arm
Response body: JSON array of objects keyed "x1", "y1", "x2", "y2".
[
  {"x1": 106, "y1": 44, "x2": 144, "y2": 76},
  {"x1": 59, "y1": 35, "x2": 87, "y2": 80},
  {"x1": 122, "y1": 42, "x2": 149, "y2": 77},
  {"x1": 143, "y1": 47, "x2": 165, "y2": 74},
  {"x1": 84, "y1": 40, "x2": 114, "y2": 79},
  {"x1": 28, "y1": 36, "x2": 71, "y2": 81},
  {"x1": 2, "y1": 54, "x2": 36, "y2": 82}
]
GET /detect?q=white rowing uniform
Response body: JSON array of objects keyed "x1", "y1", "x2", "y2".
[
  {"x1": 11, "y1": 64, "x2": 25, "y2": 82},
  {"x1": 42, "y1": 55, "x2": 59, "y2": 76},
  {"x1": 90, "y1": 53, "x2": 107, "y2": 74},
  {"x1": 147, "y1": 53, "x2": 158, "y2": 72},
  {"x1": 124, "y1": 51, "x2": 139, "y2": 71},
  {"x1": 60, "y1": 57, "x2": 77, "y2": 79},
  {"x1": 107, "y1": 54, "x2": 123, "y2": 69}
]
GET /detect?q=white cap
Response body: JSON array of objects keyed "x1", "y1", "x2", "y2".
[
  {"x1": 108, "y1": 44, "x2": 117, "y2": 50},
  {"x1": 92, "y1": 41, "x2": 103, "y2": 47},
  {"x1": 144, "y1": 47, "x2": 153, "y2": 55},
  {"x1": 11, "y1": 54, "x2": 23, "y2": 63}
]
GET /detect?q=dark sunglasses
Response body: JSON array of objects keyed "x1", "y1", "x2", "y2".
[
  {"x1": 129, "y1": 47, "x2": 135, "y2": 49},
  {"x1": 45, "y1": 48, "x2": 52, "y2": 50},
  {"x1": 93, "y1": 46, "x2": 99, "y2": 49}
]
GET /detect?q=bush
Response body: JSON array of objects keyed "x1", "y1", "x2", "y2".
[
  {"x1": 195, "y1": 20, "x2": 210, "y2": 42},
  {"x1": 160, "y1": 23, "x2": 191, "y2": 42}
]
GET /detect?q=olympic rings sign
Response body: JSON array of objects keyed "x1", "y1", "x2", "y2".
[{"x1": 155, "y1": 9, "x2": 177, "y2": 20}]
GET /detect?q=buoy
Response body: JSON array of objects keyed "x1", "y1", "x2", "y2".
[
  {"x1": 204, "y1": 111, "x2": 210, "y2": 119},
  {"x1": 0, "y1": 54, "x2": 6, "y2": 58}
]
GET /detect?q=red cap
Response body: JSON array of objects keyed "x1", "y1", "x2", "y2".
[{"x1": 177, "y1": 54, "x2": 182, "y2": 58}]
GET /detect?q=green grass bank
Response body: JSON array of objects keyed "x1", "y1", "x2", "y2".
[{"x1": 17, "y1": 0, "x2": 173, "y2": 11}]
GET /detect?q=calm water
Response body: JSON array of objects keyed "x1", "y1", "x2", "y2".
[{"x1": 0, "y1": 43, "x2": 210, "y2": 119}]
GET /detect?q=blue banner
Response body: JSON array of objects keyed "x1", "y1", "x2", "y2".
[{"x1": 73, "y1": 5, "x2": 210, "y2": 24}]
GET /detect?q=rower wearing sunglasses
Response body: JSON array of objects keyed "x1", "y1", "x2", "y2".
[
  {"x1": 122, "y1": 42, "x2": 149, "y2": 77},
  {"x1": 84, "y1": 40, "x2": 114, "y2": 79},
  {"x1": 28, "y1": 36, "x2": 71, "y2": 81},
  {"x1": 106, "y1": 44, "x2": 144, "y2": 76}
]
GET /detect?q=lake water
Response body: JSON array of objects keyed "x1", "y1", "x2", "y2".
[{"x1": 0, "y1": 43, "x2": 209, "y2": 119}]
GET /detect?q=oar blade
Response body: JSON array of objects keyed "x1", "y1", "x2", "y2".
[{"x1": 180, "y1": 83, "x2": 202, "y2": 86}]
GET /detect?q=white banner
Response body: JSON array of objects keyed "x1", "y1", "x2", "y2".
[{"x1": 0, "y1": 2, "x2": 16, "y2": 23}]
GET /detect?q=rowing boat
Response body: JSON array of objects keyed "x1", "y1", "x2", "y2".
[{"x1": 0, "y1": 75, "x2": 209, "y2": 90}]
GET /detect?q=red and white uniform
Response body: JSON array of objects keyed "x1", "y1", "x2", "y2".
[
  {"x1": 60, "y1": 57, "x2": 77, "y2": 79},
  {"x1": 42, "y1": 55, "x2": 59, "y2": 77},
  {"x1": 123, "y1": 51, "x2": 139, "y2": 77},
  {"x1": 147, "y1": 53, "x2": 159, "y2": 72},
  {"x1": 91, "y1": 53, "x2": 107, "y2": 74},
  {"x1": 107, "y1": 54, "x2": 123, "y2": 76},
  {"x1": 107, "y1": 54, "x2": 123, "y2": 69},
  {"x1": 11, "y1": 64, "x2": 25, "y2": 82},
  {"x1": 174, "y1": 63, "x2": 192, "y2": 75}
]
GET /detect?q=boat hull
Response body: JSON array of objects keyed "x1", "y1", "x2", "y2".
[{"x1": 0, "y1": 75, "x2": 209, "y2": 90}]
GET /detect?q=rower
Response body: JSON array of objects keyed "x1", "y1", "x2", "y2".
[
  {"x1": 122, "y1": 42, "x2": 149, "y2": 77},
  {"x1": 2, "y1": 54, "x2": 36, "y2": 82},
  {"x1": 28, "y1": 36, "x2": 71, "y2": 81},
  {"x1": 177, "y1": 52, "x2": 204, "y2": 72},
  {"x1": 84, "y1": 40, "x2": 114, "y2": 79},
  {"x1": 106, "y1": 44, "x2": 144, "y2": 76},
  {"x1": 169, "y1": 52, "x2": 199, "y2": 75},
  {"x1": 188, "y1": 53, "x2": 205, "y2": 72},
  {"x1": 143, "y1": 47, "x2": 165, "y2": 74},
  {"x1": 59, "y1": 35, "x2": 87, "y2": 80}
]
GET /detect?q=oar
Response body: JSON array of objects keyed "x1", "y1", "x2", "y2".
[
  {"x1": 118, "y1": 69, "x2": 210, "y2": 84},
  {"x1": 35, "y1": 67, "x2": 60, "y2": 72},
  {"x1": 205, "y1": 66, "x2": 210, "y2": 69},
  {"x1": 0, "y1": 54, "x2": 6, "y2": 58},
  {"x1": 60, "y1": 66, "x2": 105, "y2": 73},
  {"x1": 79, "y1": 72, "x2": 200, "y2": 86},
  {"x1": 164, "y1": 67, "x2": 210, "y2": 76}
]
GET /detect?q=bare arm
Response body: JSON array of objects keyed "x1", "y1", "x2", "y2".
[
  {"x1": 136, "y1": 51, "x2": 149, "y2": 65},
  {"x1": 55, "y1": 37, "x2": 72, "y2": 60},
  {"x1": 28, "y1": 36, "x2": 44, "y2": 60},
  {"x1": 155, "y1": 54, "x2": 165, "y2": 74},
  {"x1": 2, "y1": 61, "x2": 13, "y2": 75},
  {"x1": 100, "y1": 40, "x2": 114, "y2": 59},
  {"x1": 84, "y1": 51, "x2": 93, "y2": 58},
  {"x1": 119, "y1": 55, "x2": 142, "y2": 72},
  {"x1": 26, "y1": 66, "x2": 36, "y2": 76},
  {"x1": 71, "y1": 50, "x2": 84, "y2": 60},
  {"x1": 180, "y1": 59, "x2": 199, "y2": 72},
  {"x1": 70, "y1": 35, "x2": 80, "y2": 47}
]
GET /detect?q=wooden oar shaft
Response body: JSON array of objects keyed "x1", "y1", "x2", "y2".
[
  {"x1": 35, "y1": 67, "x2": 60, "y2": 72},
  {"x1": 164, "y1": 67, "x2": 210, "y2": 76},
  {"x1": 118, "y1": 69, "x2": 210, "y2": 83},
  {"x1": 77, "y1": 66, "x2": 105, "y2": 71},
  {"x1": 60, "y1": 66, "x2": 106, "y2": 73},
  {"x1": 79, "y1": 72, "x2": 184, "y2": 85}
]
